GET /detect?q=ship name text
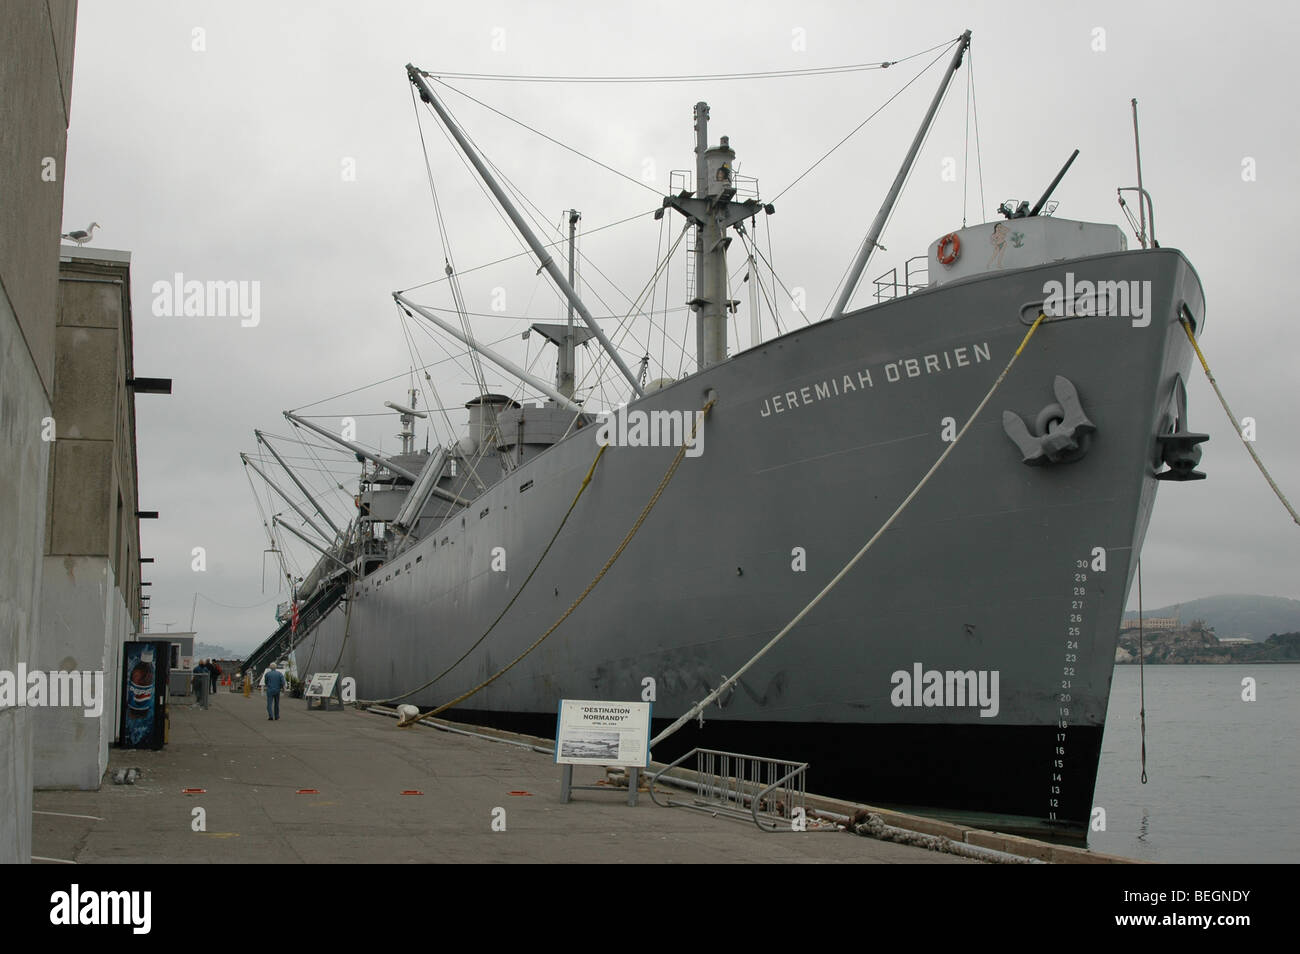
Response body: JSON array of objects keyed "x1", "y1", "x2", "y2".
[{"x1": 759, "y1": 341, "x2": 991, "y2": 418}]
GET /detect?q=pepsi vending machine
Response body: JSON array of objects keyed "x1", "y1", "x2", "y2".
[{"x1": 119, "y1": 640, "x2": 171, "y2": 749}]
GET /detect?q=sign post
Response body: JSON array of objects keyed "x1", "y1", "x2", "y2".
[
  {"x1": 304, "y1": 672, "x2": 344, "y2": 711},
  {"x1": 555, "y1": 700, "x2": 651, "y2": 806}
]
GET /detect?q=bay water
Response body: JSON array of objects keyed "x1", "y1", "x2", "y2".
[{"x1": 1090, "y1": 663, "x2": 1298, "y2": 863}]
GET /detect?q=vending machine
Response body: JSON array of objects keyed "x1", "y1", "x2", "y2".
[{"x1": 119, "y1": 640, "x2": 171, "y2": 749}]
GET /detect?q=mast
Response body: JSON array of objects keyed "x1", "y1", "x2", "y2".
[
  {"x1": 693, "y1": 103, "x2": 710, "y2": 366},
  {"x1": 561, "y1": 209, "x2": 580, "y2": 398},
  {"x1": 829, "y1": 29, "x2": 972, "y2": 320},
  {"x1": 406, "y1": 65, "x2": 644, "y2": 398},
  {"x1": 662, "y1": 104, "x2": 768, "y2": 371},
  {"x1": 255, "y1": 430, "x2": 343, "y2": 538},
  {"x1": 696, "y1": 107, "x2": 728, "y2": 367},
  {"x1": 385, "y1": 387, "x2": 426, "y2": 455},
  {"x1": 1131, "y1": 98, "x2": 1147, "y2": 249}
]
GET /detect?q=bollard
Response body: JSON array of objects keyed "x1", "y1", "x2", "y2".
[{"x1": 243, "y1": 674, "x2": 251, "y2": 698}]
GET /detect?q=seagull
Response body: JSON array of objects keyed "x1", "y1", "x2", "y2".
[{"x1": 61, "y1": 222, "x2": 100, "y2": 245}]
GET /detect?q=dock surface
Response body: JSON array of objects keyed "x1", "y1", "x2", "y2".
[{"x1": 33, "y1": 690, "x2": 971, "y2": 864}]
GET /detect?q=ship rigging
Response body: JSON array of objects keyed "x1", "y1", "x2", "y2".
[{"x1": 237, "y1": 30, "x2": 1213, "y2": 837}]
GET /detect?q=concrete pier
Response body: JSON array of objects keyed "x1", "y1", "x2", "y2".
[{"x1": 33, "y1": 690, "x2": 974, "y2": 864}]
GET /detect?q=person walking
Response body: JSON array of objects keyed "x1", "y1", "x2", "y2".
[
  {"x1": 265, "y1": 663, "x2": 285, "y2": 721},
  {"x1": 210, "y1": 660, "x2": 222, "y2": 693}
]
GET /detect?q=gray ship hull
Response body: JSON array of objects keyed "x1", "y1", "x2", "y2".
[{"x1": 298, "y1": 248, "x2": 1204, "y2": 834}]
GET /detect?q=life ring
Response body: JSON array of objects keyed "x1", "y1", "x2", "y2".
[{"x1": 937, "y1": 233, "x2": 961, "y2": 265}]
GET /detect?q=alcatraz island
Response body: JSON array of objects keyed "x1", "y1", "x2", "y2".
[{"x1": 1115, "y1": 619, "x2": 1300, "y2": 665}]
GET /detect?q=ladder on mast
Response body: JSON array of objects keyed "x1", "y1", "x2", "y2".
[{"x1": 670, "y1": 170, "x2": 697, "y2": 301}]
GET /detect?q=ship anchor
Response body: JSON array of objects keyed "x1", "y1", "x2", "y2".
[
  {"x1": 1154, "y1": 373, "x2": 1208, "y2": 481},
  {"x1": 1001, "y1": 375, "x2": 1096, "y2": 465}
]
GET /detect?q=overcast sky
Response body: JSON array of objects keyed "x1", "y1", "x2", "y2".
[{"x1": 62, "y1": 0, "x2": 1299, "y2": 652}]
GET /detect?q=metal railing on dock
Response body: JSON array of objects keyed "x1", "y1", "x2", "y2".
[{"x1": 650, "y1": 748, "x2": 808, "y2": 831}]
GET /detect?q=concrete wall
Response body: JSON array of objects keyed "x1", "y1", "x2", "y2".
[
  {"x1": 0, "y1": 288, "x2": 52, "y2": 860},
  {"x1": 49, "y1": 250, "x2": 141, "y2": 610},
  {"x1": 35, "y1": 249, "x2": 142, "y2": 789},
  {"x1": 0, "y1": 0, "x2": 78, "y2": 864},
  {"x1": 0, "y1": 1, "x2": 76, "y2": 398},
  {"x1": 34, "y1": 556, "x2": 126, "y2": 789}
]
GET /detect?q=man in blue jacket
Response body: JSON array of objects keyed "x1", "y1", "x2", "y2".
[{"x1": 265, "y1": 663, "x2": 285, "y2": 720}]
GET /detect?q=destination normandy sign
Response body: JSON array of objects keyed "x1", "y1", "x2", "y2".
[
  {"x1": 555, "y1": 700, "x2": 652, "y2": 767},
  {"x1": 758, "y1": 339, "x2": 993, "y2": 418},
  {"x1": 304, "y1": 673, "x2": 339, "y2": 698}
]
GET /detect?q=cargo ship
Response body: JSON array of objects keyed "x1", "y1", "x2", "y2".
[{"x1": 242, "y1": 33, "x2": 1208, "y2": 836}]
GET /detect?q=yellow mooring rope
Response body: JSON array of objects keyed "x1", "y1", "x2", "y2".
[
  {"x1": 1179, "y1": 316, "x2": 1300, "y2": 527},
  {"x1": 367, "y1": 443, "x2": 609, "y2": 706},
  {"x1": 402, "y1": 399, "x2": 716, "y2": 727}
]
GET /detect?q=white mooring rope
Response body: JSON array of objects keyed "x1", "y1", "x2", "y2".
[{"x1": 651, "y1": 314, "x2": 1048, "y2": 747}]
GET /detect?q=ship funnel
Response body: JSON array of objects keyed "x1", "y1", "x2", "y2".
[{"x1": 463, "y1": 394, "x2": 519, "y2": 454}]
